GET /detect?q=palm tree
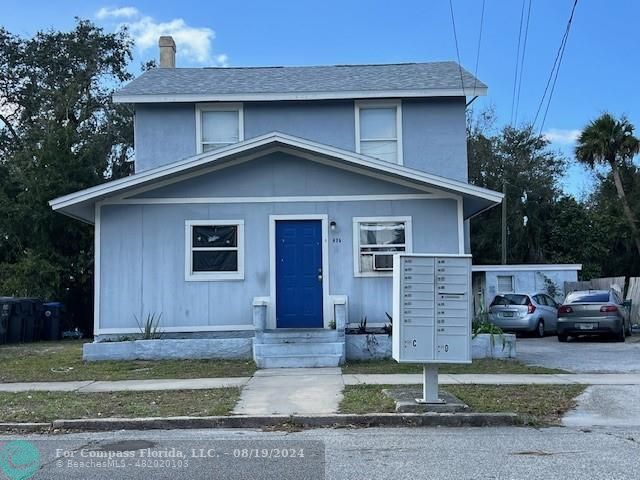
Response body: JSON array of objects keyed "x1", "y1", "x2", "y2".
[{"x1": 575, "y1": 113, "x2": 640, "y2": 255}]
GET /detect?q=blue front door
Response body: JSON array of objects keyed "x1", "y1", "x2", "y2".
[{"x1": 275, "y1": 220, "x2": 324, "y2": 328}]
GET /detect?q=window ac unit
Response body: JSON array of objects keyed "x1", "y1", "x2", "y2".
[{"x1": 373, "y1": 253, "x2": 394, "y2": 271}]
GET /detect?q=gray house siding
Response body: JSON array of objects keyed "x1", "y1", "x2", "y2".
[
  {"x1": 99, "y1": 199, "x2": 459, "y2": 334},
  {"x1": 133, "y1": 99, "x2": 468, "y2": 181},
  {"x1": 134, "y1": 104, "x2": 196, "y2": 172},
  {"x1": 402, "y1": 97, "x2": 467, "y2": 181},
  {"x1": 98, "y1": 153, "x2": 461, "y2": 335},
  {"x1": 132, "y1": 152, "x2": 428, "y2": 199}
]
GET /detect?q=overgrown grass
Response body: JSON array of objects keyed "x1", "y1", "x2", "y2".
[
  {"x1": 0, "y1": 341, "x2": 256, "y2": 382},
  {"x1": 342, "y1": 358, "x2": 567, "y2": 375},
  {"x1": 339, "y1": 384, "x2": 586, "y2": 425},
  {"x1": 0, "y1": 388, "x2": 240, "y2": 422}
]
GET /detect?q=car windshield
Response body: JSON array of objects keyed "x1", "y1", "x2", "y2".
[
  {"x1": 490, "y1": 294, "x2": 530, "y2": 306},
  {"x1": 566, "y1": 292, "x2": 610, "y2": 303}
]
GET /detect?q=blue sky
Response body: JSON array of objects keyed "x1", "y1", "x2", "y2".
[{"x1": 3, "y1": 0, "x2": 638, "y2": 197}]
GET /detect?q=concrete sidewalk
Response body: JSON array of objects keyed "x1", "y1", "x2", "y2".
[
  {"x1": 233, "y1": 368, "x2": 344, "y2": 415},
  {"x1": 2, "y1": 372, "x2": 640, "y2": 393}
]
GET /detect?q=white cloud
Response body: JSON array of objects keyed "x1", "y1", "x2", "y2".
[
  {"x1": 95, "y1": 6, "x2": 227, "y2": 66},
  {"x1": 543, "y1": 128, "x2": 581, "y2": 145},
  {"x1": 96, "y1": 7, "x2": 140, "y2": 19}
]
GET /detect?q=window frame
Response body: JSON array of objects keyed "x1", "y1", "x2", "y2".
[
  {"x1": 352, "y1": 216, "x2": 412, "y2": 278},
  {"x1": 195, "y1": 103, "x2": 244, "y2": 154},
  {"x1": 496, "y1": 275, "x2": 515, "y2": 293},
  {"x1": 185, "y1": 219, "x2": 245, "y2": 281},
  {"x1": 354, "y1": 100, "x2": 403, "y2": 165}
]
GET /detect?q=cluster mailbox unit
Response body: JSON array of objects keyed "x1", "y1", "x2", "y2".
[{"x1": 392, "y1": 254, "x2": 473, "y2": 403}]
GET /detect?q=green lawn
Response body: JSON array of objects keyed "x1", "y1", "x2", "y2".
[
  {"x1": 0, "y1": 340, "x2": 256, "y2": 383},
  {"x1": 342, "y1": 358, "x2": 567, "y2": 375},
  {"x1": 0, "y1": 388, "x2": 240, "y2": 422},
  {"x1": 339, "y1": 384, "x2": 586, "y2": 425}
]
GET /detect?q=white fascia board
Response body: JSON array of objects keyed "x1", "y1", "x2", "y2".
[
  {"x1": 112, "y1": 87, "x2": 488, "y2": 104},
  {"x1": 472, "y1": 264, "x2": 583, "y2": 272},
  {"x1": 50, "y1": 131, "x2": 502, "y2": 212}
]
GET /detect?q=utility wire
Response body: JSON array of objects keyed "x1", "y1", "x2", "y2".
[
  {"x1": 514, "y1": 0, "x2": 532, "y2": 124},
  {"x1": 448, "y1": 0, "x2": 466, "y2": 94},
  {"x1": 533, "y1": 0, "x2": 579, "y2": 132},
  {"x1": 510, "y1": 0, "x2": 527, "y2": 125},
  {"x1": 472, "y1": 0, "x2": 486, "y2": 95}
]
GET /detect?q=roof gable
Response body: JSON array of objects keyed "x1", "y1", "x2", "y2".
[{"x1": 50, "y1": 132, "x2": 502, "y2": 223}]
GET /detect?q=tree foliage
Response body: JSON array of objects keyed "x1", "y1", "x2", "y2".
[
  {"x1": 468, "y1": 110, "x2": 640, "y2": 280},
  {"x1": 468, "y1": 111, "x2": 566, "y2": 264},
  {"x1": 0, "y1": 20, "x2": 134, "y2": 332}
]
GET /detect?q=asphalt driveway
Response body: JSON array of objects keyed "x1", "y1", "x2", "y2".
[{"x1": 517, "y1": 335, "x2": 640, "y2": 373}]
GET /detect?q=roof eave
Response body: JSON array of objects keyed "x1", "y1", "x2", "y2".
[{"x1": 112, "y1": 87, "x2": 488, "y2": 104}]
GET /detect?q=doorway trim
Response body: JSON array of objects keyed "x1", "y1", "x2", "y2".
[{"x1": 269, "y1": 214, "x2": 330, "y2": 329}]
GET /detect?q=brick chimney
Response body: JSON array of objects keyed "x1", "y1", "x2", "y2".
[{"x1": 159, "y1": 36, "x2": 176, "y2": 68}]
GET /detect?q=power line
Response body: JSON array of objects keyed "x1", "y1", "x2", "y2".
[
  {"x1": 533, "y1": 0, "x2": 579, "y2": 132},
  {"x1": 510, "y1": 0, "x2": 526, "y2": 125},
  {"x1": 448, "y1": 0, "x2": 466, "y2": 93},
  {"x1": 472, "y1": 0, "x2": 486, "y2": 95},
  {"x1": 514, "y1": 0, "x2": 532, "y2": 124}
]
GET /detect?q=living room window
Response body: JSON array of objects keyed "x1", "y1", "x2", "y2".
[
  {"x1": 185, "y1": 220, "x2": 245, "y2": 281},
  {"x1": 355, "y1": 100, "x2": 403, "y2": 164},
  {"x1": 196, "y1": 103, "x2": 244, "y2": 153},
  {"x1": 353, "y1": 216, "x2": 412, "y2": 277}
]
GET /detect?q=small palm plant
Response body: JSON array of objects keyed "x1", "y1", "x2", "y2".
[
  {"x1": 575, "y1": 113, "x2": 640, "y2": 254},
  {"x1": 134, "y1": 312, "x2": 163, "y2": 340}
]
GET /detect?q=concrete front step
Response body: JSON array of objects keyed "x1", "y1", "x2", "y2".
[
  {"x1": 260, "y1": 329, "x2": 339, "y2": 344},
  {"x1": 254, "y1": 329, "x2": 345, "y2": 368},
  {"x1": 257, "y1": 354, "x2": 343, "y2": 369},
  {"x1": 254, "y1": 342, "x2": 344, "y2": 357}
]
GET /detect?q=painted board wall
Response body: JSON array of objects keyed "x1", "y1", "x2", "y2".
[
  {"x1": 477, "y1": 269, "x2": 580, "y2": 311},
  {"x1": 133, "y1": 98, "x2": 468, "y2": 181},
  {"x1": 99, "y1": 197, "x2": 460, "y2": 333}
]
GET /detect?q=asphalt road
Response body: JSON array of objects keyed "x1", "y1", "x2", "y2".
[
  {"x1": 2, "y1": 426, "x2": 639, "y2": 480},
  {"x1": 517, "y1": 335, "x2": 640, "y2": 373}
]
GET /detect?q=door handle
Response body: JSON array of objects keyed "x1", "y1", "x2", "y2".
[{"x1": 318, "y1": 274, "x2": 323, "y2": 282}]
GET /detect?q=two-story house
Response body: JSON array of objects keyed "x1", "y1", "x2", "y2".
[{"x1": 51, "y1": 36, "x2": 502, "y2": 366}]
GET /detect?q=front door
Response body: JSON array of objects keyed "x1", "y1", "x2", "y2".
[{"x1": 275, "y1": 220, "x2": 324, "y2": 328}]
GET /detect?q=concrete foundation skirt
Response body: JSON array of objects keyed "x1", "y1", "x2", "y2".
[
  {"x1": 83, "y1": 338, "x2": 253, "y2": 361},
  {"x1": 471, "y1": 334, "x2": 516, "y2": 359}
]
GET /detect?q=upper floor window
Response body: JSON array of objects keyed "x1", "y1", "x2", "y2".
[
  {"x1": 355, "y1": 100, "x2": 403, "y2": 164},
  {"x1": 196, "y1": 103, "x2": 244, "y2": 153}
]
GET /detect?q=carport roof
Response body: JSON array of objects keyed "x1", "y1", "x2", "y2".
[{"x1": 50, "y1": 132, "x2": 502, "y2": 223}]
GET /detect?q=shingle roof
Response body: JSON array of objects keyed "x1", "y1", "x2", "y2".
[{"x1": 113, "y1": 62, "x2": 487, "y2": 102}]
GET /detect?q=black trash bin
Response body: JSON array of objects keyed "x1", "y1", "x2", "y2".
[
  {"x1": 41, "y1": 302, "x2": 64, "y2": 341},
  {"x1": 20, "y1": 298, "x2": 42, "y2": 343},
  {"x1": 0, "y1": 299, "x2": 9, "y2": 344},
  {"x1": 0, "y1": 298, "x2": 23, "y2": 344}
]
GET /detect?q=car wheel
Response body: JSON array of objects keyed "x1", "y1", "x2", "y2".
[
  {"x1": 615, "y1": 325, "x2": 626, "y2": 342},
  {"x1": 535, "y1": 320, "x2": 545, "y2": 338},
  {"x1": 558, "y1": 334, "x2": 568, "y2": 342}
]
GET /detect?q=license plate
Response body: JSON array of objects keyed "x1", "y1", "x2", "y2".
[
  {"x1": 502, "y1": 312, "x2": 515, "y2": 317},
  {"x1": 576, "y1": 323, "x2": 597, "y2": 330}
]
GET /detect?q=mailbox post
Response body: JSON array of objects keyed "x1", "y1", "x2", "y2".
[{"x1": 392, "y1": 253, "x2": 473, "y2": 404}]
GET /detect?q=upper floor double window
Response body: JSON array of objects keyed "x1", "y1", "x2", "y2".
[
  {"x1": 196, "y1": 103, "x2": 244, "y2": 153},
  {"x1": 355, "y1": 100, "x2": 403, "y2": 164}
]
